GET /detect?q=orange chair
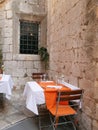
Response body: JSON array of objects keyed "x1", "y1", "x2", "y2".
[{"x1": 48, "y1": 89, "x2": 84, "y2": 130}]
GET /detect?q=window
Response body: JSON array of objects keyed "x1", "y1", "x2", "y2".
[{"x1": 20, "y1": 20, "x2": 40, "y2": 54}]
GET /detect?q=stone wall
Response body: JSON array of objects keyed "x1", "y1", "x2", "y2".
[
  {"x1": 47, "y1": 0, "x2": 98, "y2": 130},
  {"x1": 0, "y1": 0, "x2": 98, "y2": 129},
  {"x1": 0, "y1": 0, "x2": 47, "y2": 88}
]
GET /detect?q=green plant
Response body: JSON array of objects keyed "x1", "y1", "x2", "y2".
[{"x1": 38, "y1": 47, "x2": 49, "y2": 70}]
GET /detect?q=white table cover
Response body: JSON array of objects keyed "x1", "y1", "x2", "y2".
[
  {"x1": 23, "y1": 81, "x2": 45, "y2": 115},
  {"x1": 61, "y1": 81, "x2": 82, "y2": 108},
  {"x1": 0, "y1": 74, "x2": 14, "y2": 99},
  {"x1": 61, "y1": 81, "x2": 80, "y2": 90}
]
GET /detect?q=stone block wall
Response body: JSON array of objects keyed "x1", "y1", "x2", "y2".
[
  {"x1": 0, "y1": 0, "x2": 47, "y2": 88},
  {"x1": 0, "y1": 0, "x2": 98, "y2": 129},
  {"x1": 47, "y1": 0, "x2": 98, "y2": 130}
]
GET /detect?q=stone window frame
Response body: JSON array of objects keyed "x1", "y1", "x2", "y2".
[{"x1": 13, "y1": 13, "x2": 46, "y2": 60}]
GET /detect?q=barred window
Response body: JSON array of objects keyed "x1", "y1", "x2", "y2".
[{"x1": 20, "y1": 20, "x2": 39, "y2": 54}]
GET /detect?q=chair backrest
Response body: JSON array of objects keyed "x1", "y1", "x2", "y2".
[
  {"x1": 32, "y1": 73, "x2": 45, "y2": 81},
  {"x1": 57, "y1": 89, "x2": 84, "y2": 107}
]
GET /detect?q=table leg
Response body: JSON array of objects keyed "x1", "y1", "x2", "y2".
[{"x1": 0, "y1": 93, "x2": 4, "y2": 111}]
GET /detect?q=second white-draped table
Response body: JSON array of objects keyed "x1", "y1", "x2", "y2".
[{"x1": 0, "y1": 74, "x2": 14, "y2": 100}]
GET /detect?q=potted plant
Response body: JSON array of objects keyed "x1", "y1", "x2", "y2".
[{"x1": 38, "y1": 46, "x2": 49, "y2": 70}]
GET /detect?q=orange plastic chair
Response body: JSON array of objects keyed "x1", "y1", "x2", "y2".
[{"x1": 48, "y1": 89, "x2": 84, "y2": 130}]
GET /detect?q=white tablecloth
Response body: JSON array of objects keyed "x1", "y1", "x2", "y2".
[
  {"x1": 61, "y1": 81, "x2": 80, "y2": 90},
  {"x1": 23, "y1": 81, "x2": 45, "y2": 115},
  {"x1": 23, "y1": 81, "x2": 80, "y2": 115},
  {"x1": 0, "y1": 74, "x2": 14, "y2": 100}
]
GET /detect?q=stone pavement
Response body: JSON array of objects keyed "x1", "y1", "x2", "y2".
[{"x1": 0, "y1": 88, "x2": 35, "y2": 130}]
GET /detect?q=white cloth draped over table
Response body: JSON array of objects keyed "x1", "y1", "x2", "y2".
[
  {"x1": 61, "y1": 81, "x2": 80, "y2": 90},
  {"x1": 0, "y1": 74, "x2": 14, "y2": 100},
  {"x1": 61, "y1": 81, "x2": 82, "y2": 108},
  {"x1": 23, "y1": 81, "x2": 45, "y2": 115}
]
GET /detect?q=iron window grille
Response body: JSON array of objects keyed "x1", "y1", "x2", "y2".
[{"x1": 20, "y1": 20, "x2": 40, "y2": 54}]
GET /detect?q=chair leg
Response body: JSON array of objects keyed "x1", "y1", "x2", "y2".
[
  {"x1": 74, "y1": 118, "x2": 80, "y2": 130},
  {"x1": 49, "y1": 114, "x2": 78, "y2": 130},
  {"x1": 49, "y1": 113, "x2": 56, "y2": 130},
  {"x1": 38, "y1": 105, "x2": 52, "y2": 130},
  {"x1": 68, "y1": 115, "x2": 77, "y2": 130},
  {"x1": 54, "y1": 116, "x2": 59, "y2": 128}
]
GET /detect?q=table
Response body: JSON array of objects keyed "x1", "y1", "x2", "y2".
[
  {"x1": 23, "y1": 81, "x2": 80, "y2": 115},
  {"x1": 0, "y1": 74, "x2": 14, "y2": 100},
  {"x1": 23, "y1": 81, "x2": 45, "y2": 115}
]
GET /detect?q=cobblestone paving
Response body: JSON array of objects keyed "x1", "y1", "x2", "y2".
[{"x1": 0, "y1": 88, "x2": 35, "y2": 130}]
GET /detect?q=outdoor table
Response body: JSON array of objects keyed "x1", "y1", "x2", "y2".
[
  {"x1": 23, "y1": 81, "x2": 80, "y2": 115},
  {"x1": 0, "y1": 74, "x2": 14, "y2": 109}
]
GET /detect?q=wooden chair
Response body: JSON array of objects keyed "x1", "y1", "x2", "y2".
[
  {"x1": 47, "y1": 89, "x2": 84, "y2": 130},
  {"x1": 32, "y1": 73, "x2": 45, "y2": 81}
]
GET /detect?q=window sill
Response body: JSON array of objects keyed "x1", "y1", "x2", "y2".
[{"x1": 13, "y1": 54, "x2": 40, "y2": 61}]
